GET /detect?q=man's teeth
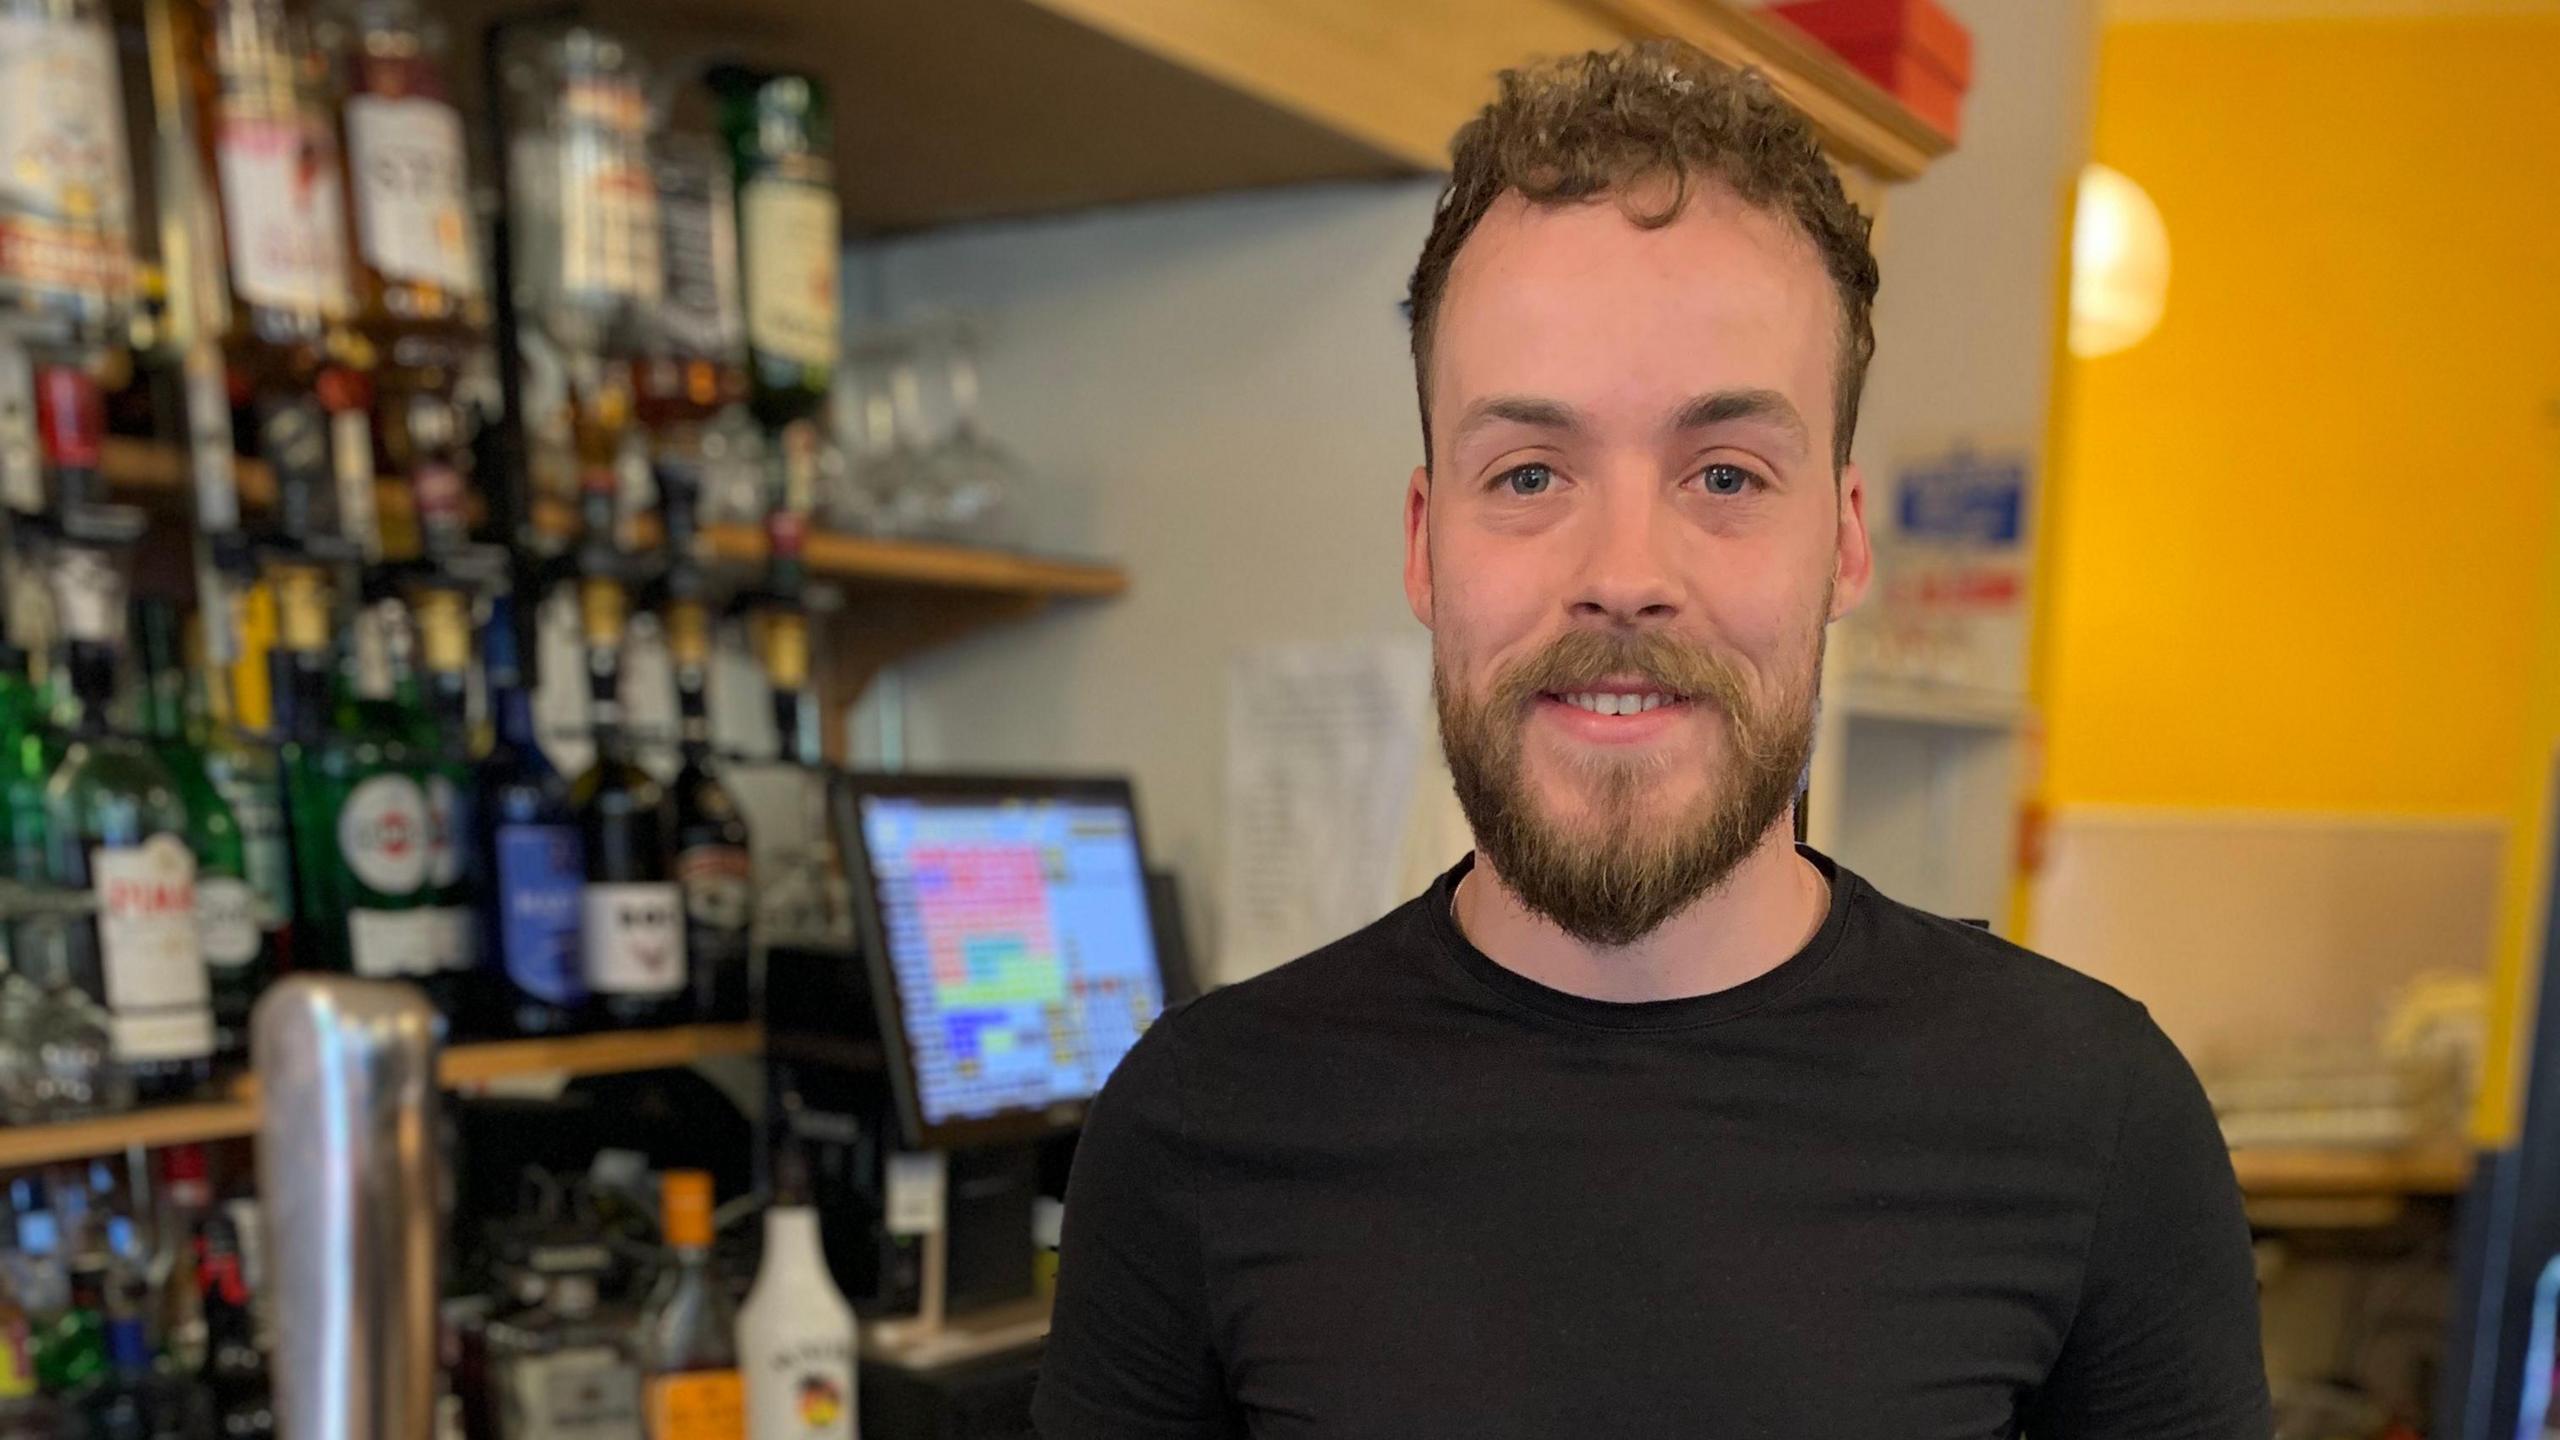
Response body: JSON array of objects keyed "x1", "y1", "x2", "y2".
[{"x1": 1560, "y1": 692, "x2": 1677, "y2": 716}]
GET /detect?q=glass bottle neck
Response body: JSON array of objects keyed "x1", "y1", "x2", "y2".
[
  {"x1": 588, "y1": 661, "x2": 626, "y2": 758},
  {"x1": 64, "y1": 643, "x2": 119, "y2": 738},
  {"x1": 677, "y1": 671, "x2": 711, "y2": 756},
  {"x1": 492, "y1": 674, "x2": 539, "y2": 752}
]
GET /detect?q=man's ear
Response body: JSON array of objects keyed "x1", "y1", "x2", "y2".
[
  {"x1": 1404, "y1": 464, "x2": 1434, "y2": 629},
  {"x1": 1830, "y1": 458, "x2": 1874, "y2": 621}
]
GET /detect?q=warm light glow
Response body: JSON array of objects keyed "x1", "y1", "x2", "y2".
[{"x1": 2070, "y1": 163, "x2": 2171, "y2": 358}]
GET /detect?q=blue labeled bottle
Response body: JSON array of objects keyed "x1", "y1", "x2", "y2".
[{"x1": 472, "y1": 599, "x2": 587, "y2": 1038}]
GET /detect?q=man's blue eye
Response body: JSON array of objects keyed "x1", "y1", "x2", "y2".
[
  {"x1": 1501, "y1": 464, "x2": 1554, "y2": 496},
  {"x1": 1701, "y1": 464, "x2": 1755, "y2": 496}
]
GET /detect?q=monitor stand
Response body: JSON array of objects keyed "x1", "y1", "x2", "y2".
[{"x1": 864, "y1": 1144, "x2": 1053, "y2": 1371}]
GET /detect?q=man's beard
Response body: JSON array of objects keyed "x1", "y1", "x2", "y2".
[{"x1": 1435, "y1": 622, "x2": 1822, "y2": 949}]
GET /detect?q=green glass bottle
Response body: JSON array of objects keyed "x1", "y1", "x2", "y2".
[
  {"x1": 399, "y1": 586, "x2": 477, "y2": 1016},
  {"x1": 196, "y1": 607, "x2": 295, "y2": 1023},
  {"x1": 41, "y1": 543, "x2": 215, "y2": 1107},
  {"x1": 273, "y1": 566, "x2": 434, "y2": 985},
  {"x1": 710, "y1": 65, "x2": 838, "y2": 437},
  {"x1": 132, "y1": 602, "x2": 265, "y2": 1062},
  {"x1": 0, "y1": 643, "x2": 56, "y2": 1120},
  {"x1": 0, "y1": 644, "x2": 54, "y2": 962}
]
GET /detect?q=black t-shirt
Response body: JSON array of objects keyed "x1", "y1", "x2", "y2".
[{"x1": 1034, "y1": 849, "x2": 2272, "y2": 1440}]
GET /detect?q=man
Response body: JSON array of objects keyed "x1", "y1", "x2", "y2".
[{"x1": 1035, "y1": 39, "x2": 2270, "y2": 1440}]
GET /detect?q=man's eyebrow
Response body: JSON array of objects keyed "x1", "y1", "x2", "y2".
[
  {"x1": 1454, "y1": 395, "x2": 1585, "y2": 442},
  {"x1": 1673, "y1": 389, "x2": 1811, "y2": 456}
]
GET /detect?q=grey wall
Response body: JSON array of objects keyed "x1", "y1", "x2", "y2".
[{"x1": 845, "y1": 180, "x2": 1442, "y2": 965}]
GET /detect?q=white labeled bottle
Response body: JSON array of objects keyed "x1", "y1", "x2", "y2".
[{"x1": 736, "y1": 1145, "x2": 856, "y2": 1440}]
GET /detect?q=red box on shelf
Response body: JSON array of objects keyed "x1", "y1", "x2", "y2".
[{"x1": 1766, "y1": 0, "x2": 1973, "y2": 140}]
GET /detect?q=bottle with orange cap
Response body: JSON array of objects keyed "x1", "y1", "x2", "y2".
[{"x1": 636, "y1": 1170, "x2": 744, "y2": 1440}]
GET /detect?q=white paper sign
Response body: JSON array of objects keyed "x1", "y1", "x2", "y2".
[
  {"x1": 885, "y1": 1151, "x2": 947, "y2": 1237},
  {"x1": 1221, "y1": 635, "x2": 1433, "y2": 982}
]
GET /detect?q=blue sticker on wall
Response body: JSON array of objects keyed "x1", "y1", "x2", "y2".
[{"x1": 1896, "y1": 446, "x2": 2029, "y2": 546}]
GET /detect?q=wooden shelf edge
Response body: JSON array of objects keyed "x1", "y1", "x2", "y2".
[
  {"x1": 2228, "y1": 1142, "x2": 2475, "y2": 1199},
  {"x1": 0, "y1": 1024, "x2": 763, "y2": 1168},
  {"x1": 97, "y1": 442, "x2": 1126, "y2": 605},
  {"x1": 1564, "y1": 0, "x2": 1955, "y2": 181},
  {"x1": 438, "y1": 1022, "x2": 765, "y2": 1087},
  {"x1": 0, "y1": 1098, "x2": 261, "y2": 1170}
]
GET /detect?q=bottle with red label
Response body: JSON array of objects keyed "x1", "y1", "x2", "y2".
[
  {"x1": 171, "y1": 0, "x2": 372, "y2": 558},
  {"x1": 0, "y1": 0, "x2": 136, "y2": 543},
  {"x1": 38, "y1": 532, "x2": 217, "y2": 1108}
]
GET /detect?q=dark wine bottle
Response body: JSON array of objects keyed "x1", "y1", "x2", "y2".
[
  {"x1": 567, "y1": 578, "x2": 688, "y2": 1028},
  {"x1": 666, "y1": 600, "x2": 752, "y2": 1023}
]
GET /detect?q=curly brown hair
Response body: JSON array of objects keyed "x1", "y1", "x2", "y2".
[{"x1": 1405, "y1": 39, "x2": 1880, "y2": 474}]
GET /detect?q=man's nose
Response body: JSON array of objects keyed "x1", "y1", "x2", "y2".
[{"x1": 1569, "y1": 478, "x2": 1683, "y2": 627}]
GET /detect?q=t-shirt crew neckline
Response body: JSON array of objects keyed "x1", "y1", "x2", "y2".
[{"x1": 1422, "y1": 845, "x2": 1859, "y2": 1033}]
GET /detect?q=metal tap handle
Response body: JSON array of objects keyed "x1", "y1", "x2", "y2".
[{"x1": 253, "y1": 976, "x2": 444, "y2": 1440}]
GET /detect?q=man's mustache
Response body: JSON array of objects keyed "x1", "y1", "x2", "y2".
[{"x1": 1489, "y1": 630, "x2": 1754, "y2": 717}]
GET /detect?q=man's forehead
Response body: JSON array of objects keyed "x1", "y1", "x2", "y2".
[{"x1": 1429, "y1": 187, "x2": 1839, "y2": 440}]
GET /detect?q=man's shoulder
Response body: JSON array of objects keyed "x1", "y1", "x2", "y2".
[
  {"x1": 1199, "y1": 890, "x2": 1440, "y2": 1018},
  {"x1": 1843, "y1": 867, "x2": 2168, "y2": 1062}
]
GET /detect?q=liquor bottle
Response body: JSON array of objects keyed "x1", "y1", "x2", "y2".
[
  {"x1": 41, "y1": 541, "x2": 217, "y2": 1107},
  {"x1": 642, "y1": 130, "x2": 745, "y2": 436},
  {"x1": 710, "y1": 66, "x2": 833, "y2": 655},
  {"x1": 506, "y1": 26, "x2": 658, "y2": 544},
  {"x1": 568, "y1": 578, "x2": 688, "y2": 1028},
  {"x1": 509, "y1": 27, "x2": 657, "y2": 364},
  {"x1": 485, "y1": 1243, "x2": 641, "y2": 1440},
  {"x1": 323, "y1": 0, "x2": 482, "y2": 563},
  {"x1": 0, "y1": 0, "x2": 137, "y2": 354},
  {"x1": 399, "y1": 587, "x2": 476, "y2": 997},
  {"x1": 737, "y1": 1144, "x2": 855, "y2": 1440},
  {"x1": 142, "y1": 0, "x2": 257, "y2": 588},
  {"x1": 6, "y1": 567, "x2": 120, "y2": 1126},
  {"x1": 175, "y1": 0, "x2": 365, "y2": 554},
  {"x1": 192, "y1": 614, "x2": 293, "y2": 1014},
  {"x1": 6, "y1": 1179, "x2": 69, "y2": 1342},
  {"x1": 0, "y1": 1222, "x2": 37, "y2": 1426},
  {"x1": 637, "y1": 1171, "x2": 742, "y2": 1440},
  {"x1": 34, "y1": 1235, "x2": 106, "y2": 1394},
  {"x1": 666, "y1": 601, "x2": 752, "y2": 1023},
  {"x1": 327, "y1": 0, "x2": 480, "y2": 355},
  {"x1": 273, "y1": 566, "x2": 433, "y2": 984},
  {"x1": 194, "y1": 1214, "x2": 272, "y2": 1440},
  {"x1": 149, "y1": 1146, "x2": 216, "y2": 1374},
  {"x1": 0, "y1": 643, "x2": 52, "y2": 994},
  {"x1": 335, "y1": 595, "x2": 442, "y2": 991},
  {"x1": 473, "y1": 597, "x2": 585, "y2": 1038},
  {"x1": 133, "y1": 602, "x2": 265, "y2": 1063},
  {"x1": 74, "y1": 1311, "x2": 213, "y2": 1440},
  {"x1": 707, "y1": 67, "x2": 836, "y2": 440},
  {"x1": 0, "y1": 0, "x2": 134, "y2": 637}
]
